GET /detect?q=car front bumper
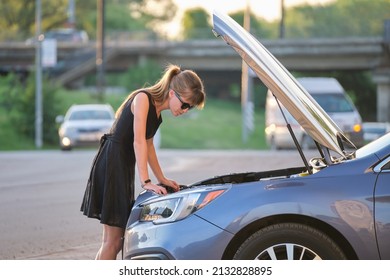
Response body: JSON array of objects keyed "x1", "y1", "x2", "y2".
[{"x1": 123, "y1": 213, "x2": 234, "y2": 260}]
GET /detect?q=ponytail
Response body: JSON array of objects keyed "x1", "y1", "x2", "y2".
[{"x1": 116, "y1": 64, "x2": 205, "y2": 117}]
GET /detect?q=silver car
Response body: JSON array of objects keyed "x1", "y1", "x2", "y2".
[
  {"x1": 57, "y1": 104, "x2": 115, "y2": 151},
  {"x1": 123, "y1": 11, "x2": 390, "y2": 260}
]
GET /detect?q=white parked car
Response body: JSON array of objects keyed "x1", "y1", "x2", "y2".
[
  {"x1": 56, "y1": 104, "x2": 115, "y2": 151},
  {"x1": 265, "y1": 77, "x2": 364, "y2": 150},
  {"x1": 26, "y1": 28, "x2": 89, "y2": 44}
]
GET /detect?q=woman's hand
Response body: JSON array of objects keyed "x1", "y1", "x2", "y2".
[
  {"x1": 159, "y1": 178, "x2": 180, "y2": 193},
  {"x1": 142, "y1": 183, "x2": 168, "y2": 195}
]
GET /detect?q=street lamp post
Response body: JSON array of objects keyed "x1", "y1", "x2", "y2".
[
  {"x1": 280, "y1": 0, "x2": 285, "y2": 38},
  {"x1": 241, "y1": 1, "x2": 254, "y2": 143},
  {"x1": 35, "y1": 0, "x2": 43, "y2": 148},
  {"x1": 96, "y1": 0, "x2": 106, "y2": 101}
]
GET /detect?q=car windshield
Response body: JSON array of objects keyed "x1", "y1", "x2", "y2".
[
  {"x1": 69, "y1": 110, "x2": 112, "y2": 121},
  {"x1": 312, "y1": 94, "x2": 354, "y2": 113}
]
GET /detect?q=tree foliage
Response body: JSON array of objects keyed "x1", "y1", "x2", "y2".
[
  {"x1": 0, "y1": 73, "x2": 62, "y2": 144},
  {"x1": 128, "y1": 0, "x2": 177, "y2": 38},
  {"x1": 179, "y1": 8, "x2": 278, "y2": 40},
  {"x1": 229, "y1": 11, "x2": 278, "y2": 39},
  {"x1": 0, "y1": 0, "x2": 68, "y2": 41},
  {"x1": 285, "y1": 0, "x2": 390, "y2": 38},
  {"x1": 181, "y1": 8, "x2": 213, "y2": 40},
  {"x1": 117, "y1": 59, "x2": 164, "y2": 92},
  {"x1": 0, "y1": 0, "x2": 177, "y2": 41},
  {"x1": 1, "y1": 0, "x2": 389, "y2": 41}
]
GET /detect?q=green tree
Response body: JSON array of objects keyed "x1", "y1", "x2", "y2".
[
  {"x1": 0, "y1": 73, "x2": 62, "y2": 144},
  {"x1": 229, "y1": 11, "x2": 278, "y2": 39},
  {"x1": 285, "y1": 0, "x2": 390, "y2": 38},
  {"x1": 72, "y1": 0, "x2": 96, "y2": 38},
  {"x1": 275, "y1": 0, "x2": 388, "y2": 121},
  {"x1": 0, "y1": 0, "x2": 177, "y2": 41},
  {"x1": 181, "y1": 8, "x2": 213, "y2": 40},
  {"x1": 117, "y1": 59, "x2": 164, "y2": 92},
  {"x1": 129, "y1": 0, "x2": 177, "y2": 38},
  {"x1": 77, "y1": 0, "x2": 168, "y2": 40},
  {"x1": 0, "y1": 0, "x2": 68, "y2": 41}
]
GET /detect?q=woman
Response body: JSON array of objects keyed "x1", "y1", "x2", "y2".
[{"x1": 80, "y1": 64, "x2": 206, "y2": 260}]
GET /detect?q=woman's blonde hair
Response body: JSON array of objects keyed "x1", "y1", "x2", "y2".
[{"x1": 116, "y1": 64, "x2": 205, "y2": 117}]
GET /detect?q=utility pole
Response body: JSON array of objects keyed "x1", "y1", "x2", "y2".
[
  {"x1": 241, "y1": 0, "x2": 254, "y2": 143},
  {"x1": 35, "y1": 0, "x2": 43, "y2": 148},
  {"x1": 67, "y1": 0, "x2": 75, "y2": 28},
  {"x1": 280, "y1": 0, "x2": 285, "y2": 38},
  {"x1": 96, "y1": 0, "x2": 105, "y2": 101}
]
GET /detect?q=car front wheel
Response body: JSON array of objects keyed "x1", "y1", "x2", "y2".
[{"x1": 233, "y1": 223, "x2": 346, "y2": 260}]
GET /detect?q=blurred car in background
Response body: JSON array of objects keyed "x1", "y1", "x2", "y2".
[
  {"x1": 266, "y1": 77, "x2": 364, "y2": 150},
  {"x1": 45, "y1": 28, "x2": 89, "y2": 43},
  {"x1": 363, "y1": 122, "x2": 390, "y2": 143},
  {"x1": 26, "y1": 28, "x2": 89, "y2": 44},
  {"x1": 56, "y1": 104, "x2": 115, "y2": 151}
]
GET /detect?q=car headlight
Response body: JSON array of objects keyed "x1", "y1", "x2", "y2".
[
  {"x1": 60, "y1": 126, "x2": 77, "y2": 137},
  {"x1": 61, "y1": 137, "x2": 71, "y2": 147},
  {"x1": 139, "y1": 189, "x2": 226, "y2": 224}
]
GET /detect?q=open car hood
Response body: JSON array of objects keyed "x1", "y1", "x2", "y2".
[{"x1": 212, "y1": 11, "x2": 356, "y2": 158}]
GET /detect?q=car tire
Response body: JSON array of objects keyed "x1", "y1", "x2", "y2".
[{"x1": 233, "y1": 223, "x2": 346, "y2": 260}]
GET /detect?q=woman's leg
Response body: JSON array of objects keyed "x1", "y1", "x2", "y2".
[{"x1": 95, "y1": 224, "x2": 124, "y2": 260}]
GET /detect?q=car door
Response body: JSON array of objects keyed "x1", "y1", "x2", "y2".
[{"x1": 374, "y1": 155, "x2": 390, "y2": 259}]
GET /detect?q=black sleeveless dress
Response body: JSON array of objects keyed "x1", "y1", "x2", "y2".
[{"x1": 80, "y1": 92, "x2": 162, "y2": 228}]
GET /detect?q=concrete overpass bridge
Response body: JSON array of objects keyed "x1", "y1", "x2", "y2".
[{"x1": 1, "y1": 37, "x2": 389, "y2": 121}]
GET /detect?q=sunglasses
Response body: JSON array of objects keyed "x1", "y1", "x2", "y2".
[{"x1": 172, "y1": 89, "x2": 194, "y2": 110}]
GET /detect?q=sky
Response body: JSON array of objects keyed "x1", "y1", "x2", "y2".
[{"x1": 168, "y1": 0, "x2": 334, "y2": 37}]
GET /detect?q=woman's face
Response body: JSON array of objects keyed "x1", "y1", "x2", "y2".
[{"x1": 168, "y1": 89, "x2": 193, "y2": 116}]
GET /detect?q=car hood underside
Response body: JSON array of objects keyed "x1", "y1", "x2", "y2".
[{"x1": 212, "y1": 10, "x2": 356, "y2": 159}]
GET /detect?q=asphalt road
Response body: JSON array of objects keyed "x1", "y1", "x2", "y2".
[{"x1": 0, "y1": 148, "x2": 315, "y2": 260}]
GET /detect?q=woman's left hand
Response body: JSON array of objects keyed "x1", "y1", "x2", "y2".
[{"x1": 159, "y1": 178, "x2": 180, "y2": 192}]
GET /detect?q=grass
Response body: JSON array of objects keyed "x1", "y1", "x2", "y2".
[
  {"x1": 0, "y1": 90, "x2": 267, "y2": 150},
  {"x1": 160, "y1": 98, "x2": 266, "y2": 149}
]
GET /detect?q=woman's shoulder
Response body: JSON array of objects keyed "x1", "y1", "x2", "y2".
[
  {"x1": 133, "y1": 90, "x2": 152, "y2": 101},
  {"x1": 132, "y1": 91, "x2": 153, "y2": 112}
]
